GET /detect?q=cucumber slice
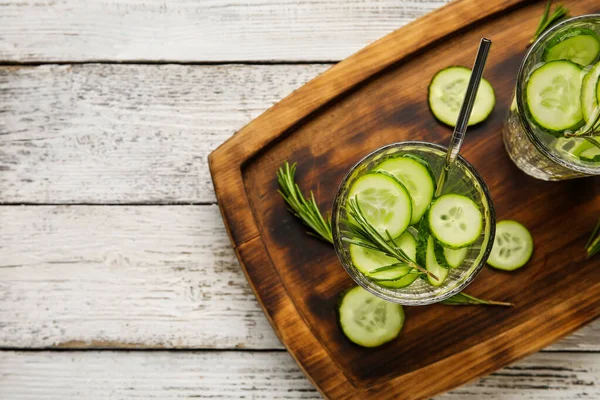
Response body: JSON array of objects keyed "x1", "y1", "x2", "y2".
[
  {"x1": 379, "y1": 271, "x2": 421, "y2": 289},
  {"x1": 428, "y1": 66, "x2": 495, "y2": 127},
  {"x1": 488, "y1": 220, "x2": 533, "y2": 271},
  {"x1": 543, "y1": 28, "x2": 600, "y2": 67},
  {"x1": 347, "y1": 172, "x2": 412, "y2": 238},
  {"x1": 581, "y1": 61, "x2": 600, "y2": 124},
  {"x1": 435, "y1": 245, "x2": 469, "y2": 269},
  {"x1": 374, "y1": 156, "x2": 435, "y2": 225},
  {"x1": 553, "y1": 136, "x2": 594, "y2": 157},
  {"x1": 349, "y1": 231, "x2": 417, "y2": 280},
  {"x1": 426, "y1": 237, "x2": 449, "y2": 286},
  {"x1": 396, "y1": 230, "x2": 417, "y2": 262},
  {"x1": 525, "y1": 61, "x2": 584, "y2": 134},
  {"x1": 338, "y1": 286, "x2": 405, "y2": 347},
  {"x1": 428, "y1": 194, "x2": 482, "y2": 249},
  {"x1": 580, "y1": 146, "x2": 600, "y2": 162}
]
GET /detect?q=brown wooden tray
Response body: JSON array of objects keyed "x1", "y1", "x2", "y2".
[{"x1": 209, "y1": 1, "x2": 600, "y2": 398}]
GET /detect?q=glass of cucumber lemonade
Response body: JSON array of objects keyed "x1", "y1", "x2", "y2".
[
  {"x1": 331, "y1": 142, "x2": 495, "y2": 305},
  {"x1": 504, "y1": 14, "x2": 600, "y2": 180}
]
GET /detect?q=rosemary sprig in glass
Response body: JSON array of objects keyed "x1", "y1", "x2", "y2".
[
  {"x1": 341, "y1": 196, "x2": 436, "y2": 280},
  {"x1": 441, "y1": 292, "x2": 513, "y2": 307},
  {"x1": 585, "y1": 218, "x2": 600, "y2": 259},
  {"x1": 276, "y1": 162, "x2": 333, "y2": 244},
  {"x1": 529, "y1": 1, "x2": 570, "y2": 46}
]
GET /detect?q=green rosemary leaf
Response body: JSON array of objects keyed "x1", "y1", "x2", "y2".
[
  {"x1": 585, "y1": 218, "x2": 600, "y2": 259},
  {"x1": 529, "y1": 1, "x2": 570, "y2": 45},
  {"x1": 276, "y1": 161, "x2": 333, "y2": 244},
  {"x1": 442, "y1": 292, "x2": 514, "y2": 307}
]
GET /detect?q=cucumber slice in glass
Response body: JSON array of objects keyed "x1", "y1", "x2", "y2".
[
  {"x1": 349, "y1": 231, "x2": 416, "y2": 280},
  {"x1": 488, "y1": 220, "x2": 533, "y2": 271},
  {"x1": 379, "y1": 271, "x2": 421, "y2": 289},
  {"x1": 581, "y1": 61, "x2": 600, "y2": 124},
  {"x1": 428, "y1": 194, "x2": 482, "y2": 249},
  {"x1": 347, "y1": 172, "x2": 412, "y2": 238},
  {"x1": 543, "y1": 28, "x2": 600, "y2": 67},
  {"x1": 338, "y1": 286, "x2": 405, "y2": 347},
  {"x1": 553, "y1": 136, "x2": 594, "y2": 157},
  {"x1": 580, "y1": 146, "x2": 600, "y2": 162},
  {"x1": 374, "y1": 156, "x2": 435, "y2": 225},
  {"x1": 426, "y1": 237, "x2": 449, "y2": 287},
  {"x1": 526, "y1": 60, "x2": 583, "y2": 134},
  {"x1": 428, "y1": 66, "x2": 495, "y2": 127},
  {"x1": 435, "y1": 245, "x2": 469, "y2": 269}
]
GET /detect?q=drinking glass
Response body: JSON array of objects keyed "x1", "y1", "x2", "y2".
[
  {"x1": 503, "y1": 14, "x2": 600, "y2": 180},
  {"x1": 331, "y1": 141, "x2": 495, "y2": 305}
]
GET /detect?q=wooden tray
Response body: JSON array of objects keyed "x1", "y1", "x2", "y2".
[{"x1": 209, "y1": 1, "x2": 600, "y2": 398}]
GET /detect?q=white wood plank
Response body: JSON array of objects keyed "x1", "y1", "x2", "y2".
[
  {"x1": 0, "y1": 205, "x2": 281, "y2": 349},
  {"x1": 0, "y1": 0, "x2": 449, "y2": 63},
  {"x1": 0, "y1": 64, "x2": 330, "y2": 203},
  {"x1": 0, "y1": 351, "x2": 598, "y2": 399},
  {"x1": 0, "y1": 205, "x2": 598, "y2": 350}
]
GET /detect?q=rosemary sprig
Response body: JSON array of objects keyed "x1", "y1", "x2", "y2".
[
  {"x1": 341, "y1": 197, "x2": 435, "y2": 280},
  {"x1": 585, "y1": 218, "x2": 600, "y2": 259},
  {"x1": 277, "y1": 162, "x2": 333, "y2": 244},
  {"x1": 276, "y1": 161, "x2": 514, "y2": 306},
  {"x1": 442, "y1": 292, "x2": 514, "y2": 307},
  {"x1": 529, "y1": 1, "x2": 570, "y2": 46}
]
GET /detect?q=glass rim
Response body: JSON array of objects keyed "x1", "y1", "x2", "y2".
[
  {"x1": 515, "y1": 13, "x2": 600, "y2": 175},
  {"x1": 331, "y1": 141, "x2": 496, "y2": 306}
]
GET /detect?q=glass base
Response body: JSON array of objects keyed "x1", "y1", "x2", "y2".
[{"x1": 502, "y1": 110, "x2": 588, "y2": 181}]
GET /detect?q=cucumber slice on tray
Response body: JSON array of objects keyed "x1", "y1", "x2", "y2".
[
  {"x1": 428, "y1": 66, "x2": 495, "y2": 127},
  {"x1": 488, "y1": 220, "x2": 533, "y2": 271},
  {"x1": 347, "y1": 172, "x2": 412, "y2": 238},
  {"x1": 543, "y1": 28, "x2": 600, "y2": 67},
  {"x1": 526, "y1": 60, "x2": 584, "y2": 134},
  {"x1": 428, "y1": 194, "x2": 483, "y2": 249},
  {"x1": 374, "y1": 156, "x2": 435, "y2": 225},
  {"x1": 338, "y1": 286, "x2": 405, "y2": 347}
]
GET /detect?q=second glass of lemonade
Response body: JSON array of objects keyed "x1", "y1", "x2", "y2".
[
  {"x1": 504, "y1": 14, "x2": 600, "y2": 180},
  {"x1": 331, "y1": 142, "x2": 495, "y2": 306}
]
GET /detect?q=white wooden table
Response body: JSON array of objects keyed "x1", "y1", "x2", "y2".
[{"x1": 0, "y1": 1, "x2": 598, "y2": 398}]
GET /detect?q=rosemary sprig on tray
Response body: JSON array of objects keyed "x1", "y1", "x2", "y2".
[
  {"x1": 529, "y1": 1, "x2": 570, "y2": 46},
  {"x1": 277, "y1": 162, "x2": 333, "y2": 244},
  {"x1": 341, "y1": 197, "x2": 435, "y2": 280},
  {"x1": 442, "y1": 292, "x2": 513, "y2": 307},
  {"x1": 276, "y1": 161, "x2": 513, "y2": 306},
  {"x1": 585, "y1": 218, "x2": 600, "y2": 259}
]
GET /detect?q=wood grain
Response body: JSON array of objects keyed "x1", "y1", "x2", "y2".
[
  {"x1": 0, "y1": 0, "x2": 448, "y2": 63},
  {"x1": 0, "y1": 64, "x2": 329, "y2": 204},
  {"x1": 0, "y1": 351, "x2": 598, "y2": 399},
  {"x1": 0, "y1": 204, "x2": 597, "y2": 350},
  {"x1": 209, "y1": 0, "x2": 600, "y2": 398}
]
